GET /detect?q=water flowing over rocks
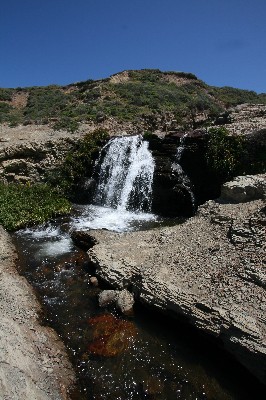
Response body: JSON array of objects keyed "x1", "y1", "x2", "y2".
[
  {"x1": 81, "y1": 189, "x2": 266, "y2": 384},
  {"x1": 0, "y1": 226, "x2": 75, "y2": 398},
  {"x1": 93, "y1": 135, "x2": 154, "y2": 212},
  {"x1": 148, "y1": 131, "x2": 219, "y2": 216}
]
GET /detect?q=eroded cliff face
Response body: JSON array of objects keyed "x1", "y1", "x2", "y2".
[
  {"x1": 0, "y1": 138, "x2": 76, "y2": 183},
  {"x1": 148, "y1": 131, "x2": 218, "y2": 216}
]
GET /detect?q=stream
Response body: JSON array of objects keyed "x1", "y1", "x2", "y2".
[
  {"x1": 11, "y1": 135, "x2": 266, "y2": 399},
  {"x1": 12, "y1": 206, "x2": 265, "y2": 400}
]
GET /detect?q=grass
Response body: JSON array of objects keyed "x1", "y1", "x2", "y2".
[{"x1": 0, "y1": 183, "x2": 71, "y2": 231}]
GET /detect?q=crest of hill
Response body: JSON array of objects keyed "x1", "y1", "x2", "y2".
[{"x1": 0, "y1": 69, "x2": 266, "y2": 130}]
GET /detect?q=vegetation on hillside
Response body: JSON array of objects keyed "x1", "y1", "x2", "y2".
[
  {"x1": 1, "y1": 69, "x2": 265, "y2": 130},
  {"x1": 0, "y1": 183, "x2": 71, "y2": 231}
]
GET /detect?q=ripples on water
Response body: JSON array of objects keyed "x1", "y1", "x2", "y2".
[{"x1": 13, "y1": 208, "x2": 266, "y2": 400}]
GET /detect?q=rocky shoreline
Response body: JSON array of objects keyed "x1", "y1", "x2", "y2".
[
  {"x1": 74, "y1": 177, "x2": 266, "y2": 385},
  {"x1": 0, "y1": 226, "x2": 75, "y2": 399}
]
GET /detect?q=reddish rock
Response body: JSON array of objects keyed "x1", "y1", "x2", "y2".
[{"x1": 87, "y1": 314, "x2": 137, "y2": 357}]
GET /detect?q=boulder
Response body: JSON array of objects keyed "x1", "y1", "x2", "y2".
[
  {"x1": 98, "y1": 290, "x2": 118, "y2": 307},
  {"x1": 98, "y1": 289, "x2": 135, "y2": 315},
  {"x1": 220, "y1": 174, "x2": 266, "y2": 202},
  {"x1": 89, "y1": 276, "x2": 99, "y2": 287},
  {"x1": 116, "y1": 289, "x2": 135, "y2": 316}
]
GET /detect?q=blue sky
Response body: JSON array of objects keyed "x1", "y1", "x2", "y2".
[{"x1": 1, "y1": 0, "x2": 266, "y2": 92}]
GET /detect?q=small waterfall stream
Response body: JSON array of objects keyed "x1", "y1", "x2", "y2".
[
  {"x1": 173, "y1": 134, "x2": 196, "y2": 212},
  {"x1": 11, "y1": 134, "x2": 263, "y2": 400},
  {"x1": 94, "y1": 135, "x2": 154, "y2": 212},
  {"x1": 72, "y1": 135, "x2": 157, "y2": 232}
]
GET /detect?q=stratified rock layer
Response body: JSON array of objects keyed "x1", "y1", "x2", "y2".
[
  {"x1": 0, "y1": 226, "x2": 75, "y2": 399},
  {"x1": 86, "y1": 198, "x2": 266, "y2": 384}
]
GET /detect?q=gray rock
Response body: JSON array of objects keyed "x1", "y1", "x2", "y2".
[
  {"x1": 98, "y1": 289, "x2": 135, "y2": 315},
  {"x1": 98, "y1": 290, "x2": 118, "y2": 307},
  {"x1": 220, "y1": 174, "x2": 266, "y2": 203},
  {"x1": 116, "y1": 289, "x2": 135, "y2": 315}
]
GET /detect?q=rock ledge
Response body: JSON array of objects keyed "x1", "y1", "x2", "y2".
[{"x1": 85, "y1": 195, "x2": 266, "y2": 384}]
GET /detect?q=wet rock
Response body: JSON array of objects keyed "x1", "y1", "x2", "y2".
[
  {"x1": 71, "y1": 230, "x2": 99, "y2": 251},
  {"x1": 98, "y1": 290, "x2": 118, "y2": 307},
  {"x1": 87, "y1": 314, "x2": 137, "y2": 357},
  {"x1": 54, "y1": 251, "x2": 90, "y2": 272},
  {"x1": 142, "y1": 375, "x2": 163, "y2": 396},
  {"x1": 116, "y1": 289, "x2": 135, "y2": 316},
  {"x1": 89, "y1": 276, "x2": 99, "y2": 286}
]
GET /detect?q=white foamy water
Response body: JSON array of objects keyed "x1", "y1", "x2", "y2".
[
  {"x1": 15, "y1": 135, "x2": 157, "y2": 256},
  {"x1": 71, "y1": 204, "x2": 157, "y2": 233},
  {"x1": 37, "y1": 237, "x2": 73, "y2": 257},
  {"x1": 21, "y1": 225, "x2": 60, "y2": 239},
  {"x1": 94, "y1": 135, "x2": 155, "y2": 212},
  {"x1": 17, "y1": 224, "x2": 74, "y2": 258}
]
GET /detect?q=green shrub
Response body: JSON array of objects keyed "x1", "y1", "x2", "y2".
[
  {"x1": 53, "y1": 117, "x2": 79, "y2": 133},
  {"x1": 210, "y1": 86, "x2": 266, "y2": 108},
  {"x1": 46, "y1": 129, "x2": 109, "y2": 196},
  {"x1": 206, "y1": 127, "x2": 244, "y2": 179},
  {"x1": 0, "y1": 183, "x2": 71, "y2": 231},
  {"x1": 0, "y1": 88, "x2": 14, "y2": 101},
  {"x1": 24, "y1": 86, "x2": 68, "y2": 123}
]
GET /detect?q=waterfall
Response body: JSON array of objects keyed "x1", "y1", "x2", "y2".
[
  {"x1": 94, "y1": 135, "x2": 155, "y2": 212},
  {"x1": 172, "y1": 134, "x2": 196, "y2": 211}
]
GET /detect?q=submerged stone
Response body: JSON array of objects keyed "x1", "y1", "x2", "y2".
[{"x1": 87, "y1": 314, "x2": 137, "y2": 357}]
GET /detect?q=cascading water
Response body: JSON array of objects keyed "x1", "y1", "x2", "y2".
[
  {"x1": 71, "y1": 135, "x2": 157, "y2": 232},
  {"x1": 173, "y1": 134, "x2": 196, "y2": 211},
  {"x1": 94, "y1": 135, "x2": 154, "y2": 212}
]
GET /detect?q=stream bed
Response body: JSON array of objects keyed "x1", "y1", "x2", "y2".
[{"x1": 12, "y1": 206, "x2": 265, "y2": 400}]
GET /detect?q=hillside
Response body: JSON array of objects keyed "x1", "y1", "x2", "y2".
[{"x1": 1, "y1": 69, "x2": 266, "y2": 133}]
